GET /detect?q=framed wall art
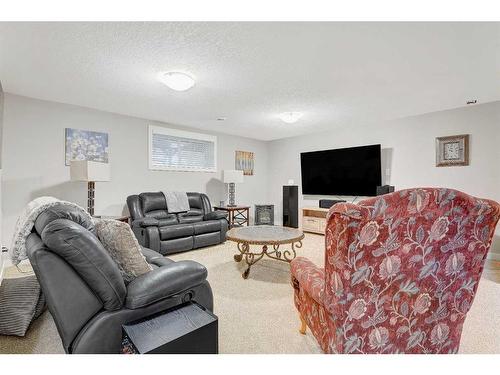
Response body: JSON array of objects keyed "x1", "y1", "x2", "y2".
[
  {"x1": 235, "y1": 150, "x2": 254, "y2": 176},
  {"x1": 435, "y1": 134, "x2": 469, "y2": 167},
  {"x1": 65, "y1": 128, "x2": 109, "y2": 166}
]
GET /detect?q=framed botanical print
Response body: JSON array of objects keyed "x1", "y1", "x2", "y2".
[{"x1": 435, "y1": 134, "x2": 469, "y2": 167}]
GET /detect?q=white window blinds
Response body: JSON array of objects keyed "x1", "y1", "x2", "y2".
[{"x1": 149, "y1": 126, "x2": 217, "y2": 172}]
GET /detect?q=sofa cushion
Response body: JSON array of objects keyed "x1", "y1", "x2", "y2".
[
  {"x1": 160, "y1": 237, "x2": 194, "y2": 255},
  {"x1": 203, "y1": 211, "x2": 228, "y2": 221},
  {"x1": 178, "y1": 209, "x2": 204, "y2": 224},
  {"x1": 187, "y1": 193, "x2": 212, "y2": 214},
  {"x1": 159, "y1": 223, "x2": 194, "y2": 240},
  {"x1": 144, "y1": 210, "x2": 170, "y2": 220},
  {"x1": 157, "y1": 216, "x2": 178, "y2": 226},
  {"x1": 194, "y1": 232, "x2": 222, "y2": 249},
  {"x1": 193, "y1": 220, "x2": 221, "y2": 235},
  {"x1": 140, "y1": 192, "x2": 171, "y2": 220},
  {"x1": 139, "y1": 192, "x2": 167, "y2": 213},
  {"x1": 94, "y1": 219, "x2": 153, "y2": 284},
  {"x1": 41, "y1": 219, "x2": 126, "y2": 311}
]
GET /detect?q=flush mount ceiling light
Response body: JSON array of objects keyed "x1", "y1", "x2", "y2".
[
  {"x1": 278, "y1": 112, "x2": 303, "y2": 124},
  {"x1": 158, "y1": 71, "x2": 195, "y2": 91}
]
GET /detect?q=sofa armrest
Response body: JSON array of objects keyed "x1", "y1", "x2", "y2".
[
  {"x1": 125, "y1": 260, "x2": 208, "y2": 309},
  {"x1": 290, "y1": 257, "x2": 325, "y2": 305},
  {"x1": 327, "y1": 202, "x2": 371, "y2": 222},
  {"x1": 131, "y1": 218, "x2": 159, "y2": 228},
  {"x1": 203, "y1": 211, "x2": 228, "y2": 221}
]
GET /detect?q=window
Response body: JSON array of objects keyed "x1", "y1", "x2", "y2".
[{"x1": 148, "y1": 125, "x2": 217, "y2": 172}]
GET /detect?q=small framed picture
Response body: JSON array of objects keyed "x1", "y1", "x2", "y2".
[
  {"x1": 235, "y1": 150, "x2": 254, "y2": 176},
  {"x1": 435, "y1": 134, "x2": 469, "y2": 167},
  {"x1": 65, "y1": 128, "x2": 109, "y2": 166}
]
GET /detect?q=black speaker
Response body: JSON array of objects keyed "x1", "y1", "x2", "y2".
[
  {"x1": 319, "y1": 199, "x2": 346, "y2": 209},
  {"x1": 376, "y1": 185, "x2": 395, "y2": 196},
  {"x1": 283, "y1": 185, "x2": 298, "y2": 228}
]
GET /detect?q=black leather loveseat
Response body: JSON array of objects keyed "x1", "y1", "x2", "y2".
[
  {"x1": 127, "y1": 192, "x2": 228, "y2": 255},
  {"x1": 26, "y1": 205, "x2": 213, "y2": 354}
]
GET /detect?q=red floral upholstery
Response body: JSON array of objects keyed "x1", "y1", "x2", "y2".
[{"x1": 291, "y1": 188, "x2": 500, "y2": 353}]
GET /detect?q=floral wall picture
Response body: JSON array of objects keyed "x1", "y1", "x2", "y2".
[
  {"x1": 235, "y1": 150, "x2": 254, "y2": 176},
  {"x1": 65, "y1": 128, "x2": 109, "y2": 166}
]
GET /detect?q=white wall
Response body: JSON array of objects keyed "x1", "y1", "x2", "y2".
[
  {"x1": 1, "y1": 94, "x2": 268, "y2": 243},
  {"x1": 267, "y1": 101, "x2": 500, "y2": 256},
  {"x1": 2, "y1": 94, "x2": 499, "y2": 258},
  {"x1": 0, "y1": 82, "x2": 3, "y2": 168},
  {"x1": 0, "y1": 84, "x2": 4, "y2": 256}
]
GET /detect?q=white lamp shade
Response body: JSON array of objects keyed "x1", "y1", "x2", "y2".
[
  {"x1": 70, "y1": 161, "x2": 111, "y2": 182},
  {"x1": 223, "y1": 169, "x2": 244, "y2": 184}
]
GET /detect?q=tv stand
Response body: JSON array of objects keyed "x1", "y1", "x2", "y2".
[{"x1": 301, "y1": 207, "x2": 329, "y2": 235}]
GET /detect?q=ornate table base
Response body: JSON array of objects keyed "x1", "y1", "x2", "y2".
[{"x1": 233, "y1": 241, "x2": 303, "y2": 279}]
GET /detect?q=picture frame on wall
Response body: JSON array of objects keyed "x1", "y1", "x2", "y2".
[
  {"x1": 235, "y1": 150, "x2": 254, "y2": 176},
  {"x1": 65, "y1": 128, "x2": 109, "y2": 166},
  {"x1": 435, "y1": 134, "x2": 469, "y2": 167}
]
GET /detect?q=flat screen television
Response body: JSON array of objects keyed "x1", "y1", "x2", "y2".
[{"x1": 300, "y1": 144, "x2": 382, "y2": 196}]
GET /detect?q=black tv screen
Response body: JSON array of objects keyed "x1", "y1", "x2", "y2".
[{"x1": 300, "y1": 144, "x2": 382, "y2": 196}]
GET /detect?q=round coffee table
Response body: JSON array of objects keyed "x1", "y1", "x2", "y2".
[{"x1": 226, "y1": 225, "x2": 304, "y2": 279}]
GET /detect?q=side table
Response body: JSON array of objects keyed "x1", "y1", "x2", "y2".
[{"x1": 213, "y1": 206, "x2": 250, "y2": 228}]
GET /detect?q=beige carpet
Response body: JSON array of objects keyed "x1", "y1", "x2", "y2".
[{"x1": 1, "y1": 233, "x2": 499, "y2": 354}]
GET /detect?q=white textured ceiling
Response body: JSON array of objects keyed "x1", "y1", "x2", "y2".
[{"x1": 0, "y1": 22, "x2": 499, "y2": 140}]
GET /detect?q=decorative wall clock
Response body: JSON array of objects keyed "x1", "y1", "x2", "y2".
[{"x1": 435, "y1": 134, "x2": 469, "y2": 167}]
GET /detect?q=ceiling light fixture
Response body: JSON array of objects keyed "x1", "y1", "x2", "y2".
[
  {"x1": 278, "y1": 112, "x2": 303, "y2": 124},
  {"x1": 466, "y1": 99, "x2": 477, "y2": 105},
  {"x1": 158, "y1": 71, "x2": 195, "y2": 91}
]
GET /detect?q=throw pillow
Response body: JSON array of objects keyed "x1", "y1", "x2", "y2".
[{"x1": 94, "y1": 219, "x2": 153, "y2": 283}]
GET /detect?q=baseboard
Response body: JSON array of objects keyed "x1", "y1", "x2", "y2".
[{"x1": 486, "y1": 252, "x2": 500, "y2": 262}]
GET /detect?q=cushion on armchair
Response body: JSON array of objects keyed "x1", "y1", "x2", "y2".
[
  {"x1": 203, "y1": 211, "x2": 228, "y2": 221},
  {"x1": 95, "y1": 219, "x2": 153, "y2": 284}
]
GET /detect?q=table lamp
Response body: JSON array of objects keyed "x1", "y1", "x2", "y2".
[
  {"x1": 70, "y1": 160, "x2": 110, "y2": 216},
  {"x1": 223, "y1": 170, "x2": 244, "y2": 207}
]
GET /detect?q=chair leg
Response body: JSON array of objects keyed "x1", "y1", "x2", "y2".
[{"x1": 299, "y1": 314, "x2": 307, "y2": 334}]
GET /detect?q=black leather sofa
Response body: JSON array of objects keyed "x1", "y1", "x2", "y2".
[
  {"x1": 26, "y1": 205, "x2": 213, "y2": 354},
  {"x1": 127, "y1": 192, "x2": 228, "y2": 255}
]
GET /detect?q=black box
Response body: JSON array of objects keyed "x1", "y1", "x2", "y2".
[
  {"x1": 319, "y1": 199, "x2": 346, "y2": 209},
  {"x1": 283, "y1": 186, "x2": 298, "y2": 228},
  {"x1": 376, "y1": 185, "x2": 395, "y2": 196},
  {"x1": 122, "y1": 302, "x2": 218, "y2": 354}
]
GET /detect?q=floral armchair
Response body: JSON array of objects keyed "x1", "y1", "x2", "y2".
[{"x1": 291, "y1": 188, "x2": 500, "y2": 353}]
